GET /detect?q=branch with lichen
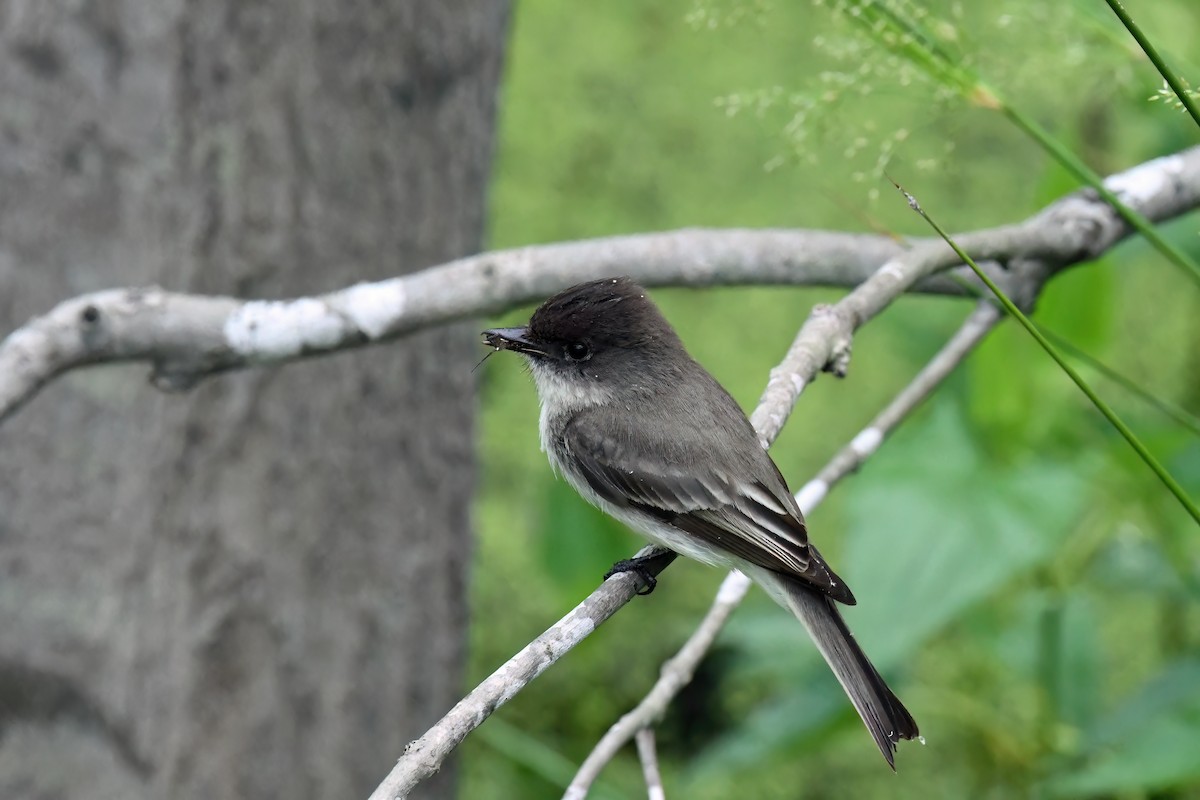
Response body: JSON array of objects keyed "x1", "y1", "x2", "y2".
[
  {"x1": 563, "y1": 302, "x2": 1000, "y2": 798},
  {"x1": 2, "y1": 146, "x2": 1197, "y2": 432},
  {"x1": 367, "y1": 148, "x2": 1200, "y2": 799},
  {"x1": 0, "y1": 147, "x2": 1195, "y2": 800}
]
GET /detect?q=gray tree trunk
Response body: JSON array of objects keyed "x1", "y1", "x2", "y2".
[{"x1": 0, "y1": 2, "x2": 507, "y2": 798}]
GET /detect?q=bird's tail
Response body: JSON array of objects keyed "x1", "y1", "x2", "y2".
[{"x1": 775, "y1": 576, "x2": 919, "y2": 768}]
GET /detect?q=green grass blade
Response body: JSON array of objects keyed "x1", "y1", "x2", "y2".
[
  {"x1": 890, "y1": 178, "x2": 1200, "y2": 527},
  {"x1": 1041, "y1": 328, "x2": 1200, "y2": 438},
  {"x1": 940, "y1": 273, "x2": 1200, "y2": 438},
  {"x1": 846, "y1": 1, "x2": 1200, "y2": 290},
  {"x1": 1103, "y1": 0, "x2": 1200, "y2": 130},
  {"x1": 477, "y1": 718, "x2": 628, "y2": 800},
  {"x1": 996, "y1": 102, "x2": 1200, "y2": 290}
]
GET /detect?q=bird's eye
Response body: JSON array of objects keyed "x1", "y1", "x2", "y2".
[{"x1": 564, "y1": 342, "x2": 592, "y2": 361}]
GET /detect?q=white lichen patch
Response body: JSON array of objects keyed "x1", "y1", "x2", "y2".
[
  {"x1": 716, "y1": 570, "x2": 751, "y2": 603},
  {"x1": 334, "y1": 278, "x2": 407, "y2": 339},
  {"x1": 223, "y1": 298, "x2": 346, "y2": 359},
  {"x1": 1104, "y1": 153, "x2": 1184, "y2": 206},
  {"x1": 850, "y1": 427, "x2": 884, "y2": 458},
  {"x1": 1, "y1": 326, "x2": 42, "y2": 353},
  {"x1": 794, "y1": 479, "x2": 828, "y2": 516},
  {"x1": 877, "y1": 259, "x2": 905, "y2": 282}
]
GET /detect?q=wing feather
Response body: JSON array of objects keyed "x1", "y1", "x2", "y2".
[{"x1": 562, "y1": 412, "x2": 855, "y2": 603}]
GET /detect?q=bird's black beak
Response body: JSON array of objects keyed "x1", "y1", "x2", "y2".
[{"x1": 481, "y1": 327, "x2": 547, "y2": 357}]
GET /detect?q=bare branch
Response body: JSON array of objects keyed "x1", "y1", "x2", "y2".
[
  {"x1": 369, "y1": 147, "x2": 1200, "y2": 799},
  {"x1": 797, "y1": 301, "x2": 1003, "y2": 508},
  {"x1": 4, "y1": 145, "x2": 1198, "y2": 428},
  {"x1": 749, "y1": 149, "x2": 1199, "y2": 441},
  {"x1": 0, "y1": 231, "x2": 902, "y2": 425},
  {"x1": 376, "y1": 251, "x2": 944, "y2": 798},
  {"x1": 366, "y1": 546, "x2": 672, "y2": 800},
  {"x1": 563, "y1": 302, "x2": 1002, "y2": 797},
  {"x1": 635, "y1": 728, "x2": 666, "y2": 800},
  {"x1": 564, "y1": 570, "x2": 752, "y2": 799}
]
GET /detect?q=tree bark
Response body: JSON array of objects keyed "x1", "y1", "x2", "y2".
[{"x1": 0, "y1": 2, "x2": 507, "y2": 798}]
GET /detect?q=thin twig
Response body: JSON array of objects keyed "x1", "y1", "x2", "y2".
[
  {"x1": 5, "y1": 146, "x2": 1199, "y2": 430},
  {"x1": 635, "y1": 728, "x2": 666, "y2": 800},
  {"x1": 370, "y1": 146, "x2": 1200, "y2": 799},
  {"x1": 366, "y1": 547, "x2": 672, "y2": 800},
  {"x1": 896, "y1": 179, "x2": 1200, "y2": 525},
  {"x1": 564, "y1": 302, "x2": 1001, "y2": 797},
  {"x1": 564, "y1": 571, "x2": 752, "y2": 800},
  {"x1": 797, "y1": 302, "x2": 1002, "y2": 508},
  {"x1": 747, "y1": 147, "x2": 1200, "y2": 445},
  {"x1": 380, "y1": 236, "x2": 952, "y2": 797}
]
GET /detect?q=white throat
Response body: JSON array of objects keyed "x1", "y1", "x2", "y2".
[{"x1": 526, "y1": 360, "x2": 613, "y2": 461}]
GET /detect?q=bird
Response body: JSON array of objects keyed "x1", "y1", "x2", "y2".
[{"x1": 482, "y1": 276, "x2": 918, "y2": 766}]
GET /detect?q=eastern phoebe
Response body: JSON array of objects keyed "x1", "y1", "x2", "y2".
[{"x1": 483, "y1": 277, "x2": 918, "y2": 766}]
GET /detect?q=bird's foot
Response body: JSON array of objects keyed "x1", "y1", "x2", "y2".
[{"x1": 604, "y1": 549, "x2": 676, "y2": 596}]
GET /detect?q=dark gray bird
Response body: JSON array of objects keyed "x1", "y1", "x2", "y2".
[{"x1": 483, "y1": 276, "x2": 918, "y2": 766}]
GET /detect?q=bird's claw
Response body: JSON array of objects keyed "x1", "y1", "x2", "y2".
[{"x1": 604, "y1": 550, "x2": 675, "y2": 595}]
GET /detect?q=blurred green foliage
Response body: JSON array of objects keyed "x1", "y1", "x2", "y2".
[{"x1": 466, "y1": 1, "x2": 1200, "y2": 797}]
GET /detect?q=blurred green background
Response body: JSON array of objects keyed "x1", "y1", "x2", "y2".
[{"x1": 467, "y1": 1, "x2": 1200, "y2": 797}]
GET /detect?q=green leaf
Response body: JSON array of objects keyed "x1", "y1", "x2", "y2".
[
  {"x1": 965, "y1": 325, "x2": 1039, "y2": 448},
  {"x1": 698, "y1": 402, "x2": 1091, "y2": 770},
  {"x1": 841, "y1": 403, "x2": 1089, "y2": 666},
  {"x1": 538, "y1": 479, "x2": 633, "y2": 597},
  {"x1": 1047, "y1": 659, "x2": 1200, "y2": 796},
  {"x1": 1087, "y1": 533, "x2": 1192, "y2": 601},
  {"x1": 1034, "y1": 262, "x2": 1113, "y2": 354},
  {"x1": 476, "y1": 717, "x2": 630, "y2": 800},
  {"x1": 1041, "y1": 593, "x2": 1101, "y2": 732},
  {"x1": 686, "y1": 683, "x2": 846, "y2": 778}
]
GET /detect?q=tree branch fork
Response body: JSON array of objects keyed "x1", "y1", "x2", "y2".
[
  {"x1": 2, "y1": 147, "x2": 1197, "y2": 799},
  {"x1": 3, "y1": 146, "x2": 1196, "y2": 429},
  {"x1": 367, "y1": 147, "x2": 1200, "y2": 799}
]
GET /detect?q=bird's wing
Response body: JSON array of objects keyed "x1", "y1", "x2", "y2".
[{"x1": 562, "y1": 410, "x2": 855, "y2": 604}]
